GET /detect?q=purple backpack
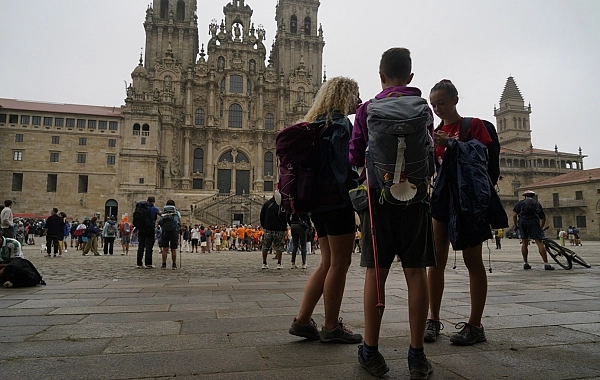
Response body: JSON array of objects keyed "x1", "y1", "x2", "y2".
[{"x1": 275, "y1": 120, "x2": 326, "y2": 214}]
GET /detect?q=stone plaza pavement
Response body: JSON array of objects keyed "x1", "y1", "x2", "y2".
[{"x1": 1, "y1": 238, "x2": 599, "y2": 380}]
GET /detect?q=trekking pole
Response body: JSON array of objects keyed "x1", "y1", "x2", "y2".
[{"x1": 364, "y1": 155, "x2": 385, "y2": 315}]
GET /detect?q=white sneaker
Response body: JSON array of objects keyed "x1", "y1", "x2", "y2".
[
  {"x1": 302, "y1": 264, "x2": 307, "y2": 269},
  {"x1": 277, "y1": 263, "x2": 283, "y2": 269},
  {"x1": 291, "y1": 264, "x2": 298, "y2": 269},
  {"x1": 262, "y1": 263, "x2": 269, "y2": 269}
]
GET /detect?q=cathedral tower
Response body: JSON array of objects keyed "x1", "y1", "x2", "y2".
[{"x1": 494, "y1": 76, "x2": 532, "y2": 152}]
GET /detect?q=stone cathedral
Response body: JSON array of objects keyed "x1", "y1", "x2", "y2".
[{"x1": 122, "y1": 0, "x2": 324, "y2": 202}]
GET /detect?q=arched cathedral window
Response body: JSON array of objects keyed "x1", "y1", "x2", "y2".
[
  {"x1": 264, "y1": 152, "x2": 274, "y2": 176},
  {"x1": 142, "y1": 124, "x2": 150, "y2": 136},
  {"x1": 133, "y1": 123, "x2": 141, "y2": 136},
  {"x1": 290, "y1": 15, "x2": 298, "y2": 34},
  {"x1": 176, "y1": 0, "x2": 185, "y2": 21},
  {"x1": 265, "y1": 113, "x2": 274, "y2": 130},
  {"x1": 304, "y1": 17, "x2": 311, "y2": 35},
  {"x1": 193, "y1": 148, "x2": 204, "y2": 173},
  {"x1": 230, "y1": 75, "x2": 243, "y2": 93},
  {"x1": 160, "y1": 0, "x2": 169, "y2": 19},
  {"x1": 195, "y1": 109, "x2": 205, "y2": 126},
  {"x1": 228, "y1": 104, "x2": 243, "y2": 128}
]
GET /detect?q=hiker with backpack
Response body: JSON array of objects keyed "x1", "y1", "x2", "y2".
[
  {"x1": 426, "y1": 79, "x2": 501, "y2": 348},
  {"x1": 102, "y1": 215, "x2": 118, "y2": 255},
  {"x1": 287, "y1": 76, "x2": 362, "y2": 346},
  {"x1": 120, "y1": 216, "x2": 132, "y2": 255},
  {"x1": 349, "y1": 48, "x2": 436, "y2": 379},
  {"x1": 513, "y1": 190, "x2": 554, "y2": 270},
  {"x1": 157, "y1": 200, "x2": 181, "y2": 269},
  {"x1": 133, "y1": 196, "x2": 160, "y2": 268}
]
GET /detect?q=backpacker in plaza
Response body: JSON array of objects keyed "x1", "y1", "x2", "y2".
[
  {"x1": 133, "y1": 201, "x2": 154, "y2": 233},
  {"x1": 105, "y1": 223, "x2": 117, "y2": 237},
  {"x1": 366, "y1": 95, "x2": 434, "y2": 205},
  {"x1": 460, "y1": 117, "x2": 501, "y2": 185},
  {"x1": 275, "y1": 120, "x2": 327, "y2": 214},
  {"x1": 159, "y1": 205, "x2": 179, "y2": 232}
]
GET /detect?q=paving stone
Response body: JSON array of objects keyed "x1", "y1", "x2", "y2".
[
  {"x1": 0, "y1": 338, "x2": 110, "y2": 359},
  {"x1": 48, "y1": 304, "x2": 170, "y2": 315},
  {"x1": 30, "y1": 321, "x2": 181, "y2": 340}
]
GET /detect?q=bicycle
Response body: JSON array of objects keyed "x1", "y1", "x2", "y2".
[
  {"x1": 541, "y1": 227, "x2": 572, "y2": 270},
  {"x1": 560, "y1": 245, "x2": 591, "y2": 268}
]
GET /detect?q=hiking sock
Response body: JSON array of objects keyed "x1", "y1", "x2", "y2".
[
  {"x1": 277, "y1": 260, "x2": 281, "y2": 265},
  {"x1": 263, "y1": 260, "x2": 267, "y2": 265},
  {"x1": 362, "y1": 342, "x2": 379, "y2": 362},
  {"x1": 408, "y1": 345, "x2": 425, "y2": 360}
]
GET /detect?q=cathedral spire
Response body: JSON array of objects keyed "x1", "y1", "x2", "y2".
[{"x1": 500, "y1": 76, "x2": 524, "y2": 104}]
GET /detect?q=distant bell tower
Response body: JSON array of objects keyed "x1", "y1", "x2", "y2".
[
  {"x1": 272, "y1": 0, "x2": 324, "y2": 86},
  {"x1": 144, "y1": 0, "x2": 199, "y2": 68},
  {"x1": 494, "y1": 76, "x2": 532, "y2": 152}
]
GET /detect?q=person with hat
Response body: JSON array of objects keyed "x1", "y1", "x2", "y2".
[{"x1": 513, "y1": 190, "x2": 554, "y2": 270}]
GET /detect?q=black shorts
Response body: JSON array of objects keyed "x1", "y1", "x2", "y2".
[
  {"x1": 360, "y1": 201, "x2": 436, "y2": 269},
  {"x1": 159, "y1": 230, "x2": 179, "y2": 249},
  {"x1": 310, "y1": 207, "x2": 356, "y2": 238},
  {"x1": 518, "y1": 218, "x2": 544, "y2": 240}
]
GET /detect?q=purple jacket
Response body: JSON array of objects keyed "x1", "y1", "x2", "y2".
[{"x1": 349, "y1": 86, "x2": 434, "y2": 167}]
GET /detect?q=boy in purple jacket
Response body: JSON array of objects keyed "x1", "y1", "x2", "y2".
[{"x1": 350, "y1": 48, "x2": 435, "y2": 379}]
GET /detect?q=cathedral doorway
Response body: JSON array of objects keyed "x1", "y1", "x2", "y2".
[
  {"x1": 217, "y1": 169, "x2": 232, "y2": 194},
  {"x1": 236, "y1": 170, "x2": 250, "y2": 195},
  {"x1": 105, "y1": 199, "x2": 118, "y2": 220}
]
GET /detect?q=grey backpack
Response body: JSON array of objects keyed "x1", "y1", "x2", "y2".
[{"x1": 366, "y1": 95, "x2": 434, "y2": 205}]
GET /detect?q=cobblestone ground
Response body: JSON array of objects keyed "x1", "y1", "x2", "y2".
[{"x1": 1, "y1": 238, "x2": 599, "y2": 379}]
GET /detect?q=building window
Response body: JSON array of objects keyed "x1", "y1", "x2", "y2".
[
  {"x1": 597, "y1": 189, "x2": 600, "y2": 195},
  {"x1": 264, "y1": 181, "x2": 273, "y2": 192},
  {"x1": 160, "y1": 0, "x2": 169, "y2": 19},
  {"x1": 304, "y1": 16, "x2": 312, "y2": 35},
  {"x1": 12, "y1": 173, "x2": 23, "y2": 192},
  {"x1": 230, "y1": 75, "x2": 243, "y2": 93},
  {"x1": 21, "y1": 115, "x2": 30, "y2": 124},
  {"x1": 575, "y1": 191, "x2": 583, "y2": 200},
  {"x1": 13, "y1": 151, "x2": 23, "y2": 161},
  {"x1": 141, "y1": 137, "x2": 146, "y2": 145},
  {"x1": 195, "y1": 108, "x2": 205, "y2": 125},
  {"x1": 553, "y1": 193, "x2": 559, "y2": 208},
  {"x1": 0, "y1": 114, "x2": 6, "y2": 123},
  {"x1": 78, "y1": 175, "x2": 88, "y2": 193},
  {"x1": 109, "y1": 121, "x2": 118, "y2": 131},
  {"x1": 47, "y1": 174, "x2": 57, "y2": 193},
  {"x1": 220, "y1": 78, "x2": 225, "y2": 92},
  {"x1": 264, "y1": 152, "x2": 274, "y2": 176},
  {"x1": 50, "y1": 152, "x2": 59, "y2": 162},
  {"x1": 79, "y1": 137, "x2": 87, "y2": 145},
  {"x1": 265, "y1": 113, "x2": 275, "y2": 130},
  {"x1": 77, "y1": 119, "x2": 85, "y2": 128},
  {"x1": 107, "y1": 155, "x2": 116, "y2": 165},
  {"x1": 228, "y1": 103, "x2": 243, "y2": 128},
  {"x1": 66, "y1": 118, "x2": 75, "y2": 128},
  {"x1": 142, "y1": 124, "x2": 150, "y2": 136},
  {"x1": 108, "y1": 139, "x2": 116, "y2": 147},
  {"x1": 43, "y1": 117, "x2": 53, "y2": 126},
  {"x1": 193, "y1": 179, "x2": 203, "y2": 189},
  {"x1": 133, "y1": 123, "x2": 141, "y2": 136},
  {"x1": 193, "y1": 148, "x2": 204, "y2": 173},
  {"x1": 290, "y1": 15, "x2": 298, "y2": 33},
  {"x1": 576, "y1": 215, "x2": 587, "y2": 228},
  {"x1": 55, "y1": 118, "x2": 64, "y2": 127},
  {"x1": 235, "y1": 151, "x2": 249, "y2": 163},
  {"x1": 139, "y1": 178, "x2": 145, "y2": 184},
  {"x1": 77, "y1": 153, "x2": 87, "y2": 163},
  {"x1": 32, "y1": 116, "x2": 41, "y2": 125},
  {"x1": 15, "y1": 134, "x2": 23, "y2": 142},
  {"x1": 88, "y1": 120, "x2": 96, "y2": 129},
  {"x1": 98, "y1": 120, "x2": 107, "y2": 130},
  {"x1": 9, "y1": 114, "x2": 18, "y2": 123},
  {"x1": 176, "y1": 0, "x2": 185, "y2": 21},
  {"x1": 51, "y1": 136, "x2": 60, "y2": 144},
  {"x1": 553, "y1": 215, "x2": 562, "y2": 228}
]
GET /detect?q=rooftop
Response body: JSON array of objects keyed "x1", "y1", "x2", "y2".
[
  {"x1": 499, "y1": 76, "x2": 524, "y2": 104},
  {"x1": 501, "y1": 146, "x2": 584, "y2": 158},
  {"x1": 525, "y1": 167, "x2": 600, "y2": 188},
  {"x1": 0, "y1": 98, "x2": 122, "y2": 118}
]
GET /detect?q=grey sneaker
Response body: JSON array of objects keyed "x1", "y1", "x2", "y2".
[
  {"x1": 289, "y1": 317, "x2": 320, "y2": 341},
  {"x1": 320, "y1": 318, "x2": 363, "y2": 344},
  {"x1": 523, "y1": 263, "x2": 532, "y2": 270},
  {"x1": 424, "y1": 319, "x2": 443, "y2": 343},
  {"x1": 450, "y1": 322, "x2": 487, "y2": 346},
  {"x1": 358, "y1": 345, "x2": 389, "y2": 377},
  {"x1": 544, "y1": 264, "x2": 555, "y2": 270},
  {"x1": 408, "y1": 356, "x2": 433, "y2": 380}
]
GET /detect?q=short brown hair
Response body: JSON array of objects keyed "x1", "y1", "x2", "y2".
[{"x1": 379, "y1": 48, "x2": 412, "y2": 80}]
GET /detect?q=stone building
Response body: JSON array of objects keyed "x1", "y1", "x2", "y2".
[{"x1": 494, "y1": 76, "x2": 586, "y2": 218}]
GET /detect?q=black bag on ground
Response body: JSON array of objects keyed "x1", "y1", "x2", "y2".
[{"x1": 0, "y1": 258, "x2": 46, "y2": 287}]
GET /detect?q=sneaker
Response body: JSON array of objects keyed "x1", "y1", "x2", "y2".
[
  {"x1": 277, "y1": 263, "x2": 283, "y2": 269},
  {"x1": 161, "y1": 263, "x2": 167, "y2": 270},
  {"x1": 408, "y1": 356, "x2": 433, "y2": 380},
  {"x1": 145, "y1": 265, "x2": 154, "y2": 269},
  {"x1": 136, "y1": 265, "x2": 144, "y2": 269},
  {"x1": 172, "y1": 263, "x2": 177, "y2": 270},
  {"x1": 320, "y1": 318, "x2": 363, "y2": 344},
  {"x1": 545, "y1": 264, "x2": 555, "y2": 270},
  {"x1": 291, "y1": 264, "x2": 298, "y2": 269},
  {"x1": 424, "y1": 319, "x2": 443, "y2": 343},
  {"x1": 262, "y1": 263, "x2": 269, "y2": 269},
  {"x1": 358, "y1": 345, "x2": 389, "y2": 377},
  {"x1": 301, "y1": 264, "x2": 307, "y2": 269},
  {"x1": 523, "y1": 263, "x2": 532, "y2": 270},
  {"x1": 449, "y1": 322, "x2": 486, "y2": 346},
  {"x1": 289, "y1": 317, "x2": 320, "y2": 341}
]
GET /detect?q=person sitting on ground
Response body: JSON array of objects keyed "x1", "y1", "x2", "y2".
[{"x1": 0, "y1": 232, "x2": 24, "y2": 270}]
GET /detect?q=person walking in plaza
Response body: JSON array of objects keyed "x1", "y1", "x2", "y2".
[
  {"x1": 426, "y1": 79, "x2": 494, "y2": 348},
  {"x1": 349, "y1": 48, "x2": 435, "y2": 378},
  {"x1": 158, "y1": 200, "x2": 181, "y2": 269},
  {"x1": 495, "y1": 228, "x2": 503, "y2": 249},
  {"x1": 44, "y1": 208, "x2": 63, "y2": 257},
  {"x1": 102, "y1": 216, "x2": 118, "y2": 255},
  {"x1": 1, "y1": 200, "x2": 15, "y2": 238},
  {"x1": 289, "y1": 76, "x2": 362, "y2": 345},
  {"x1": 58, "y1": 212, "x2": 69, "y2": 255},
  {"x1": 120, "y1": 216, "x2": 132, "y2": 255},
  {"x1": 133, "y1": 196, "x2": 160, "y2": 268},
  {"x1": 82, "y1": 217, "x2": 101, "y2": 256},
  {"x1": 513, "y1": 190, "x2": 554, "y2": 270},
  {"x1": 259, "y1": 196, "x2": 287, "y2": 269}
]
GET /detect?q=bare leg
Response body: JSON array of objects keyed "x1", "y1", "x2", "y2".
[
  {"x1": 521, "y1": 238, "x2": 530, "y2": 262},
  {"x1": 462, "y1": 244, "x2": 487, "y2": 327},
  {"x1": 404, "y1": 267, "x2": 429, "y2": 349},
  {"x1": 535, "y1": 239, "x2": 548, "y2": 262},
  {"x1": 171, "y1": 248, "x2": 177, "y2": 264},
  {"x1": 363, "y1": 267, "x2": 389, "y2": 347},
  {"x1": 427, "y1": 219, "x2": 449, "y2": 321}
]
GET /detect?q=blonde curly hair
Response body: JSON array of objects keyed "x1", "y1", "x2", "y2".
[{"x1": 303, "y1": 76, "x2": 359, "y2": 123}]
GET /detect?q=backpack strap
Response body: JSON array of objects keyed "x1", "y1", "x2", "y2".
[{"x1": 460, "y1": 117, "x2": 473, "y2": 142}]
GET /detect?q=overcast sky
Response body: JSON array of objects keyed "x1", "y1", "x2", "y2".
[{"x1": 1, "y1": 0, "x2": 599, "y2": 167}]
